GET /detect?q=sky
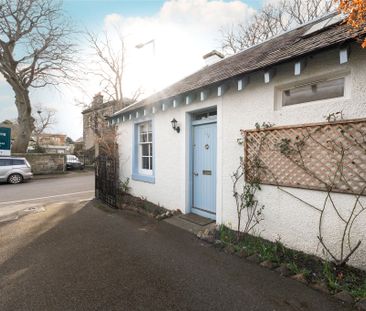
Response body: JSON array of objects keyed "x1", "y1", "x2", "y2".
[{"x1": 0, "y1": 0, "x2": 263, "y2": 140}]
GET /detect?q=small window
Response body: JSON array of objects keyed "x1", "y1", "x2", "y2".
[
  {"x1": 138, "y1": 121, "x2": 153, "y2": 175},
  {"x1": 194, "y1": 110, "x2": 217, "y2": 121},
  {"x1": 282, "y1": 77, "x2": 345, "y2": 107},
  {"x1": 11, "y1": 159, "x2": 25, "y2": 166},
  {"x1": 0, "y1": 159, "x2": 11, "y2": 166}
]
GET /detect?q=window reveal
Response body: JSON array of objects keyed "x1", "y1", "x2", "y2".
[
  {"x1": 138, "y1": 122, "x2": 153, "y2": 173},
  {"x1": 282, "y1": 77, "x2": 345, "y2": 107}
]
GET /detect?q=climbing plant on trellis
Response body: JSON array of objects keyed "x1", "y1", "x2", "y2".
[
  {"x1": 242, "y1": 118, "x2": 366, "y2": 266},
  {"x1": 243, "y1": 118, "x2": 366, "y2": 195}
]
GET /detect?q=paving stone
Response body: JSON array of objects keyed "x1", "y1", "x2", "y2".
[
  {"x1": 333, "y1": 291, "x2": 354, "y2": 304},
  {"x1": 224, "y1": 244, "x2": 236, "y2": 254},
  {"x1": 260, "y1": 260, "x2": 275, "y2": 269},
  {"x1": 197, "y1": 228, "x2": 216, "y2": 243},
  {"x1": 311, "y1": 282, "x2": 330, "y2": 294},
  {"x1": 236, "y1": 249, "x2": 249, "y2": 258},
  {"x1": 275, "y1": 264, "x2": 292, "y2": 277},
  {"x1": 291, "y1": 273, "x2": 308, "y2": 284},
  {"x1": 205, "y1": 236, "x2": 215, "y2": 243},
  {"x1": 247, "y1": 254, "x2": 261, "y2": 263},
  {"x1": 355, "y1": 298, "x2": 366, "y2": 311},
  {"x1": 214, "y1": 240, "x2": 224, "y2": 249}
]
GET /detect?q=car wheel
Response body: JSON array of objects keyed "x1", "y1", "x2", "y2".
[{"x1": 8, "y1": 173, "x2": 23, "y2": 184}]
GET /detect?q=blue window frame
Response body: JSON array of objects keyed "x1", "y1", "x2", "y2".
[{"x1": 132, "y1": 120, "x2": 155, "y2": 183}]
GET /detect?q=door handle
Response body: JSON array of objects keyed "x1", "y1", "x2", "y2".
[{"x1": 193, "y1": 172, "x2": 198, "y2": 176}]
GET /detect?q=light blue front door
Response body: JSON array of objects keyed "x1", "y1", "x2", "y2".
[{"x1": 192, "y1": 122, "x2": 217, "y2": 219}]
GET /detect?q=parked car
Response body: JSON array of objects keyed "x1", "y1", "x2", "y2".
[
  {"x1": 65, "y1": 155, "x2": 84, "y2": 170},
  {"x1": 0, "y1": 157, "x2": 33, "y2": 184}
]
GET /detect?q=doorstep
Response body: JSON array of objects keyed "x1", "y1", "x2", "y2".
[{"x1": 164, "y1": 213, "x2": 216, "y2": 235}]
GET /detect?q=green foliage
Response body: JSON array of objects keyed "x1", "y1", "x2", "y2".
[
  {"x1": 219, "y1": 225, "x2": 236, "y2": 244},
  {"x1": 349, "y1": 280, "x2": 366, "y2": 298},
  {"x1": 1, "y1": 119, "x2": 13, "y2": 125},
  {"x1": 324, "y1": 111, "x2": 343, "y2": 122},
  {"x1": 287, "y1": 262, "x2": 311, "y2": 278},
  {"x1": 119, "y1": 178, "x2": 130, "y2": 194},
  {"x1": 255, "y1": 122, "x2": 274, "y2": 130},
  {"x1": 322, "y1": 263, "x2": 366, "y2": 297},
  {"x1": 33, "y1": 144, "x2": 46, "y2": 153},
  {"x1": 217, "y1": 225, "x2": 366, "y2": 298},
  {"x1": 322, "y1": 261, "x2": 339, "y2": 290},
  {"x1": 277, "y1": 138, "x2": 293, "y2": 156}
]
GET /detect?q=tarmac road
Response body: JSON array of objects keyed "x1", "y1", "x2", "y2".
[
  {"x1": 0, "y1": 172, "x2": 94, "y2": 204},
  {"x1": 0, "y1": 172, "x2": 94, "y2": 220},
  {"x1": 0, "y1": 200, "x2": 351, "y2": 311}
]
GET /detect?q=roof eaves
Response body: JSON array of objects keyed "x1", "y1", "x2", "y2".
[{"x1": 111, "y1": 13, "x2": 359, "y2": 118}]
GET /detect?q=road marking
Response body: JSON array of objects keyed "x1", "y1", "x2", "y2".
[{"x1": 0, "y1": 190, "x2": 95, "y2": 206}]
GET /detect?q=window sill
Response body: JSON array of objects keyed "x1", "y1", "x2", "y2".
[{"x1": 132, "y1": 173, "x2": 155, "y2": 184}]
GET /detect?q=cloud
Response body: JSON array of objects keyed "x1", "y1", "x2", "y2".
[
  {"x1": 102, "y1": 0, "x2": 256, "y2": 96},
  {"x1": 159, "y1": 0, "x2": 253, "y2": 29}
]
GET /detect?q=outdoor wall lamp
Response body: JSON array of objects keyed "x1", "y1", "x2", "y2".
[{"x1": 171, "y1": 118, "x2": 180, "y2": 133}]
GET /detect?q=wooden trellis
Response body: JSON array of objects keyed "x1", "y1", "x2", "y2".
[{"x1": 242, "y1": 118, "x2": 366, "y2": 195}]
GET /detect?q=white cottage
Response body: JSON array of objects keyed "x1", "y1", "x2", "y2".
[{"x1": 112, "y1": 14, "x2": 366, "y2": 269}]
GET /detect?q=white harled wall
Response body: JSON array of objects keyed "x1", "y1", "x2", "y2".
[{"x1": 117, "y1": 43, "x2": 366, "y2": 269}]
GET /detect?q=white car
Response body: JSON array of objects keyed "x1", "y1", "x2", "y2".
[{"x1": 0, "y1": 157, "x2": 33, "y2": 184}]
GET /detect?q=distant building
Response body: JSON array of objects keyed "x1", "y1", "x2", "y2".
[
  {"x1": 82, "y1": 93, "x2": 132, "y2": 157},
  {"x1": 38, "y1": 133, "x2": 66, "y2": 146},
  {"x1": 29, "y1": 133, "x2": 70, "y2": 154},
  {"x1": 73, "y1": 137, "x2": 84, "y2": 156}
]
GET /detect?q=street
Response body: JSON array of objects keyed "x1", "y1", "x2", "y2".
[
  {"x1": 0, "y1": 199, "x2": 350, "y2": 311},
  {"x1": 0, "y1": 172, "x2": 94, "y2": 204},
  {"x1": 0, "y1": 173, "x2": 94, "y2": 220}
]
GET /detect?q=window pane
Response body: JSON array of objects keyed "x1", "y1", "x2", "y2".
[
  {"x1": 142, "y1": 157, "x2": 149, "y2": 169},
  {"x1": 0, "y1": 159, "x2": 11, "y2": 166},
  {"x1": 141, "y1": 144, "x2": 149, "y2": 156},
  {"x1": 150, "y1": 157, "x2": 153, "y2": 170},
  {"x1": 283, "y1": 78, "x2": 345, "y2": 107},
  {"x1": 140, "y1": 132, "x2": 147, "y2": 142},
  {"x1": 140, "y1": 123, "x2": 147, "y2": 132},
  {"x1": 12, "y1": 159, "x2": 25, "y2": 165},
  {"x1": 194, "y1": 110, "x2": 217, "y2": 120},
  {"x1": 137, "y1": 121, "x2": 153, "y2": 173}
]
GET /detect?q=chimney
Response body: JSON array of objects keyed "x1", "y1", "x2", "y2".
[
  {"x1": 203, "y1": 50, "x2": 224, "y2": 66},
  {"x1": 92, "y1": 93, "x2": 104, "y2": 106}
]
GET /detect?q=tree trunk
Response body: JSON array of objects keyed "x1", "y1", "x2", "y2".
[{"x1": 11, "y1": 87, "x2": 34, "y2": 153}]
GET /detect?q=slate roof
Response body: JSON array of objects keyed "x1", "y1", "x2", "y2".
[{"x1": 114, "y1": 14, "x2": 365, "y2": 116}]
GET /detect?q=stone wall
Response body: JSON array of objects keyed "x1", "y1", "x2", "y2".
[{"x1": 13, "y1": 153, "x2": 65, "y2": 175}]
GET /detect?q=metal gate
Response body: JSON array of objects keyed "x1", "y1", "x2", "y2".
[{"x1": 95, "y1": 155, "x2": 118, "y2": 208}]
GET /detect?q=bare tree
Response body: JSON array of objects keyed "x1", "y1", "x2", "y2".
[
  {"x1": 0, "y1": 0, "x2": 78, "y2": 153},
  {"x1": 32, "y1": 104, "x2": 56, "y2": 146},
  {"x1": 86, "y1": 30, "x2": 141, "y2": 112},
  {"x1": 220, "y1": 0, "x2": 335, "y2": 54}
]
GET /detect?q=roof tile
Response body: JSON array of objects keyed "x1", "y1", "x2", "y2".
[{"x1": 115, "y1": 14, "x2": 365, "y2": 115}]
